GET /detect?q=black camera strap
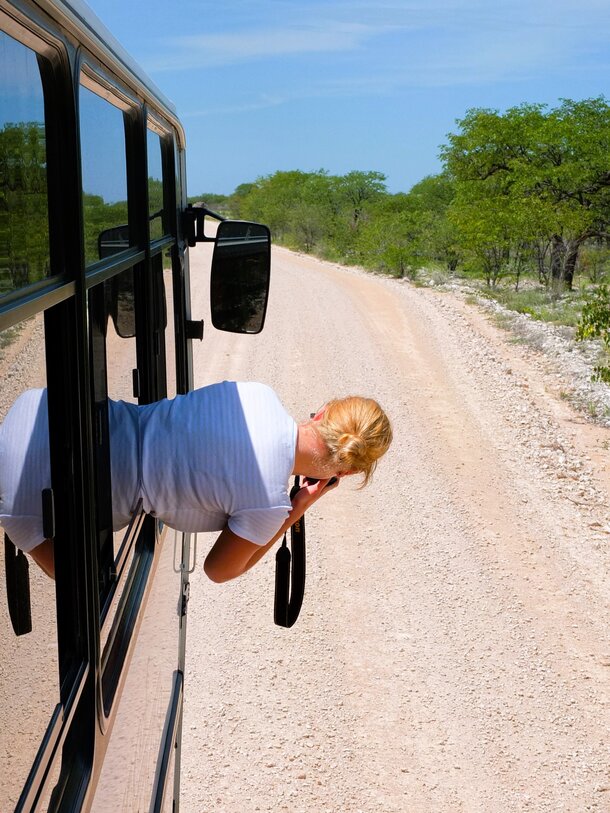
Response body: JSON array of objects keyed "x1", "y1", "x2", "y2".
[{"x1": 274, "y1": 476, "x2": 306, "y2": 628}]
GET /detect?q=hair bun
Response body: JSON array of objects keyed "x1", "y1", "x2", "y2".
[{"x1": 337, "y1": 432, "x2": 367, "y2": 465}]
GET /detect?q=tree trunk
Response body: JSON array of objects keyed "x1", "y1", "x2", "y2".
[
  {"x1": 563, "y1": 243, "x2": 580, "y2": 289},
  {"x1": 534, "y1": 240, "x2": 550, "y2": 285},
  {"x1": 550, "y1": 235, "x2": 564, "y2": 286},
  {"x1": 550, "y1": 236, "x2": 581, "y2": 291},
  {"x1": 445, "y1": 248, "x2": 459, "y2": 272}
]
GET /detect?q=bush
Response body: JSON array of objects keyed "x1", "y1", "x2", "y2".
[{"x1": 577, "y1": 285, "x2": 610, "y2": 382}]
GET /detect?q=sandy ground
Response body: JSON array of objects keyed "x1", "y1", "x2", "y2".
[
  {"x1": 1, "y1": 245, "x2": 609, "y2": 812},
  {"x1": 181, "y1": 246, "x2": 610, "y2": 813}
]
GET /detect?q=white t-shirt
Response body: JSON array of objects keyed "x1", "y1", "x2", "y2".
[
  {"x1": 0, "y1": 382, "x2": 297, "y2": 552},
  {"x1": 0, "y1": 388, "x2": 51, "y2": 553}
]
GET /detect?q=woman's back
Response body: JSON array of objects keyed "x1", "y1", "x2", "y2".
[
  {"x1": 1, "y1": 382, "x2": 297, "y2": 553},
  {"x1": 119, "y1": 381, "x2": 297, "y2": 540}
]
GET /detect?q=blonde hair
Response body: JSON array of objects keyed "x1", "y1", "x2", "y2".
[{"x1": 316, "y1": 396, "x2": 392, "y2": 487}]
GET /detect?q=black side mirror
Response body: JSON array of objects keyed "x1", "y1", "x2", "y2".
[
  {"x1": 210, "y1": 221, "x2": 271, "y2": 334},
  {"x1": 108, "y1": 269, "x2": 136, "y2": 338},
  {"x1": 98, "y1": 224, "x2": 137, "y2": 339},
  {"x1": 98, "y1": 223, "x2": 129, "y2": 260}
]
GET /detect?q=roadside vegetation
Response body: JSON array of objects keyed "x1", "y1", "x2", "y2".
[{"x1": 198, "y1": 96, "x2": 610, "y2": 380}]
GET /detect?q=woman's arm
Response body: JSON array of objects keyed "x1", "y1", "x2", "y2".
[
  {"x1": 30, "y1": 539, "x2": 55, "y2": 579},
  {"x1": 204, "y1": 477, "x2": 337, "y2": 583}
]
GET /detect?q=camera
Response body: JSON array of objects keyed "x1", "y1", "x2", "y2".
[{"x1": 305, "y1": 476, "x2": 338, "y2": 487}]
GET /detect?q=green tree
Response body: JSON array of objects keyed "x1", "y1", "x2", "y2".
[
  {"x1": 441, "y1": 98, "x2": 610, "y2": 289},
  {"x1": 355, "y1": 207, "x2": 420, "y2": 277},
  {"x1": 239, "y1": 170, "x2": 315, "y2": 239},
  {"x1": 234, "y1": 170, "x2": 340, "y2": 253},
  {"x1": 406, "y1": 174, "x2": 460, "y2": 272},
  {"x1": 287, "y1": 171, "x2": 337, "y2": 252},
  {"x1": 228, "y1": 183, "x2": 257, "y2": 218},
  {"x1": 0, "y1": 121, "x2": 49, "y2": 292},
  {"x1": 335, "y1": 170, "x2": 387, "y2": 228},
  {"x1": 328, "y1": 171, "x2": 386, "y2": 257}
]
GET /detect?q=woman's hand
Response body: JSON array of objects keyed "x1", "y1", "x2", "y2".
[{"x1": 291, "y1": 476, "x2": 339, "y2": 514}]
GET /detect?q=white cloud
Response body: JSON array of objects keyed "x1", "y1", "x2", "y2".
[
  {"x1": 144, "y1": 0, "x2": 610, "y2": 89},
  {"x1": 183, "y1": 95, "x2": 287, "y2": 118},
  {"x1": 149, "y1": 21, "x2": 394, "y2": 71}
]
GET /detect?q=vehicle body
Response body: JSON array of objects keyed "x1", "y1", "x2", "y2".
[{"x1": 0, "y1": 1, "x2": 270, "y2": 809}]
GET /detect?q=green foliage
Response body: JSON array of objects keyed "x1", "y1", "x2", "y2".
[
  {"x1": 187, "y1": 191, "x2": 232, "y2": 219},
  {"x1": 484, "y1": 286, "x2": 585, "y2": 327},
  {"x1": 230, "y1": 169, "x2": 391, "y2": 262},
  {"x1": 226, "y1": 168, "x2": 460, "y2": 277},
  {"x1": 82, "y1": 193, "x2": 128, "y2": 264},
  {"x1": 0, "y1": 121, "x2": 50, "y2": 293},
  {"x1": 576, "y1": 285, "x2": 610, "y2": 382},
  {"x1": 148, "y1": 177, "x2": 164, "y2": 240},
  {"x1": 187, "y1": 191, "x2": 230, "y2": 206},
  {"x1": 356, "y1": 209, "x2": 418, "y2": 277},
  {"x1": 579, "y1": 241, "x2": 610, "y2": 284}
]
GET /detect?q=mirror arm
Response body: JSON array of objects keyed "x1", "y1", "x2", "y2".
[{"x1": 183, "y1": 204, "x2": 227, "y2": 247}]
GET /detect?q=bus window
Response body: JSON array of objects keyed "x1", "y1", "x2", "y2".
[
  {"x1": 97, "y1": 275, "x2": 141, "y2": 645},
  {"x1": 86, "y1": 267, "x2": 144, "y2": 631},
  {"x1": 162, "y1": 252, "x2": 176, "y2": 399},
  {"x1": 79, "y1": 75, "x2": 139, "y2": 608},
  {"x1": 147, "y1": 127, "x2": 166, "y2": 241},
  {"x1": 148, "y1": 120, "x2": 176, "y2": 396},
  {"x1": 104, "y1": 279, "x2": 138, "y2": 405},
  {"x1": 0, "y1": 317, "x2": 59, "y2": 811},
  {"x1": 0, "y1": 31, "x2": 50, "y2": 296},
  {"x1": 79, "y1": 84, "x2": 130, "y2": 265}
]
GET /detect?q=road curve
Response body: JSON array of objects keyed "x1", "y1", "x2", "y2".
[{"x1": 182, "y1": 245, "x2": 610, "y2": 813}]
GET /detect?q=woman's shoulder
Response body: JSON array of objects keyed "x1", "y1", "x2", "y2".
[{"x1": 192, "y1": 380, "x2": 281, "y2": 403}]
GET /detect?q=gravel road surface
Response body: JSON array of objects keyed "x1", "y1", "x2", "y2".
[{"x1": 181, "y1": 245, "x2": 610, "y2": 813}]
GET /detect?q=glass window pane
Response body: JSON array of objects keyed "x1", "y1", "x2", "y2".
[
  {"x1": 174, "y1": 142, "x2": 182, "y2": 209},
  {"x1": 106, "y1": 309, "x2": 139, "y2": 610},
  {"x1": 0, "y1": 32, "x2": 50, "y2": 295},
  {"x1": 147, "y1": 127, "x2": 165, "y2": 240},
  {"x1": 80, "y1": 85, "x2": 129, "y2": 265},
  {"x1": 0, "y1": 314, "x2": 59, "y2": 808},
  {"x1": 105, "y1": 276, "x2": 138, "y2": 404},
  {"x1": 87, "y1": 278, "x2": 140, "y2": 625},
  {"x1": 163, "y1": 254, "x2": 176, "y2": 399}
]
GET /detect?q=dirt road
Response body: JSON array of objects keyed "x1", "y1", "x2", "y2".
[{"x1": 181, "y1": 246, "x2": 610, "y2": 813}]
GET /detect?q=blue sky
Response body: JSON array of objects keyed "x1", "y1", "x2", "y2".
[{"x1": 86, "y1": 0, "x2": 610, "y2": 196}]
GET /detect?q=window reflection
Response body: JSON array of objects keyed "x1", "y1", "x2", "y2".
[
  {"x1": 79, "y1": 84, "x2": 129, "y2": 265},
  {"x1": 105, "y1": 290, "x2": 138, "y2": 554},
  {"x1": 147, "y1": 127, "x2": 165, "y2": 240},
  {"x1": 0, "y1": 315, "x2": 59, "y2": 809},
  {"x1": 0, "y1": 32, "x2": 50, "y2": 295},
  {"x1": 88, "y1": 278, "x2": 139, "y2": 607}
]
